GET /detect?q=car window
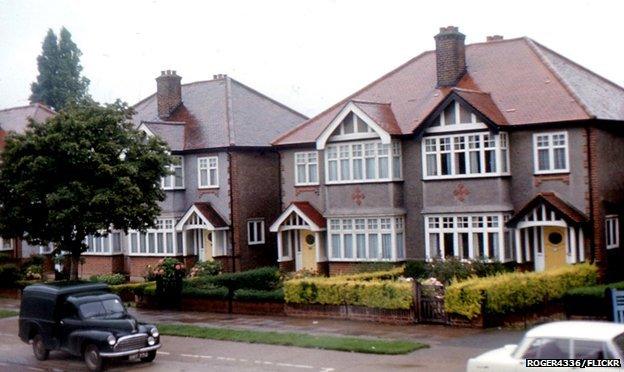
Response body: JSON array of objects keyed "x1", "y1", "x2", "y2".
[
  {"x1": 522, "y1": 338, "x2": 570, "y2": 359},
  {"x1": 573, "y1": 340, "x2": 606, "y2": 359},
  {"x1": 79, "y1": 298, "x2": 125, "y2": 319}
]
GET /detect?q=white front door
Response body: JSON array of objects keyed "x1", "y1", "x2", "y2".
[{"x1": 293, "y1": 231, "x2": 302, "y2": 271}]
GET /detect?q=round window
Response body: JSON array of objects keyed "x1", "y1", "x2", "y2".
[
  {"x1": 548, "y1": 232, "x2": 563, "y2": 245},
  {"x1": 305, "y1": 234, "x2": 315, "y2": 245}
]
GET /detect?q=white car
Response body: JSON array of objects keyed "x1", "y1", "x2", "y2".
[{"x1": 467, "y1": 321, "x2": 624, "y2": 371}]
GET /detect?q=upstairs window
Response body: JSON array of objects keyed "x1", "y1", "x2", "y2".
[
  {"x1": 423, "y1": 132, "x2": 509, "y2": 179},
  {"x1": 428, "y1": 101, "x2": 482, "y2": 132},
  {"x1": 162, "y1": 155, "x2": 184, "y2": 190},
  {"x1": 606, "y1": 215, "x2": 619, "y2": 249},
  {"x1": 198, "y1": 156, "x2": 219, "y2": 188},
  {"x1": 295, "y1": 152, "x2": 319, "y2": 185},
  {"x1": 326, "y1": 140, "x2": 402, "y2": 183},
  {"x1": 247, "y1": 219, "x2": 265, "y2": 245},
  {"x1": 533, "y1": 132, "x2": 569, "y2": 174}
]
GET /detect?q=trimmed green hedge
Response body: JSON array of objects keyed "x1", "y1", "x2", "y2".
[
  {"x1": 110, "y1": 282, "x2": 154, "y2": 300},
  {"x1": 186, "y1": 267, "x2": 280, "y2": 292},
  {"x1": 90, "y1": 273, "x2": 126, "y2": 285},
  {"x1": 0, "y1": 264, "x2": 20, "y2": 288},
  {"x1": 284, "y1": 277, "x2": 413, "y2": 310},
  {"x1": 445, "y1": 263, "x2": 598, "y2": 319},
  {"x1": 182, "y1": 285, "x2": 229, "y2": 299},
  {"x1": 234, "y1": 288, "x2": 284, "y2": 302},
  {"x1": 338, "y1": 267, "x2": 405, "y2": 281}
]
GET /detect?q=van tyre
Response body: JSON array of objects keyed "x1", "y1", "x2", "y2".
[
  {"x1": 140, "y1": 350, "x2": 157, "y2": 363},
  {"x1": 84, "y1": 344, "x2": 105, "y2": 372},
  {"x1": 32, "y1": 334, "x2": 49, "y2": 361}
]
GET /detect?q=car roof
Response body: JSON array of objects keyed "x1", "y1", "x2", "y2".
[
  {"x1": 67, "y1": 292, "x2": 120, "y2": 305},
  {"x1": 23, "y1": 281, "x2": 109, "y2": 297},
  {"x1": 526, "y1": 321, "x2": 624, "y2": 341}
]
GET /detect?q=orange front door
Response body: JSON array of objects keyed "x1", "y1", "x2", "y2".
[{"x1": 543, "y1": 226, "x2": 567, "y2": 270}]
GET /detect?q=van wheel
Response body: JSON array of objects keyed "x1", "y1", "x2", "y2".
[
  {"x1": 140, "y1": 350, "x2": 157, "y2": 362},
  {"x1": 32, "y1": 334, "x2": 49, "y2": 361},
  {"x1": 84, "y1": 344, "x2": 104, "y2": 372}
]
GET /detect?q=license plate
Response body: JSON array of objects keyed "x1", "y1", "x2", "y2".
[{"x1": 138, "y1": 352, "x2": 148, "y2": 358}]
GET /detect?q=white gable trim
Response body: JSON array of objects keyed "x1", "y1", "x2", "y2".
[
  {"x1": 138, "y1": 122, "x2": 156, "y2": 138},
  {"x1": 269, "y1": 204, "x2": 325, "y2": 232},
  {"x1": 175, "y1": 204, "x2": 229, "y2": 231},
  {"x1": 316, "y1": 102, "x2": 391, "y2": 150}
]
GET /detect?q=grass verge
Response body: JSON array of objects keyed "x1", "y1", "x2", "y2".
[
  {"x1": 0, "y1": 309, "x2": 18, "y2": 318},
  {"x1": 157, "y1": 323, "x2": 427, "y2": 355}
]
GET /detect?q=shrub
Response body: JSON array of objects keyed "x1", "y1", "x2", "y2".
[
  {"x1": 24, "y1": 265, "x2": 44, "y2": 280},
  {"x1": 208, "y1": 267, "x2": 281, "y2": 291},
  {"x1": 403, "y1": 258, "x2": 511, "y2": 284},
  {"x1": 189, "y1": 260, "x2": 222, "y2": 277},
  {"x1": 0, "y1": 264, "x2": 21, "y2": 287},
  {"x1": 339, "y1": 267, "x2": 405, "y2": 281},
  {"x1": 89, "y1": 273, "x2": 126, "y2": 285},
  {"x1": 445, "y1": 263, "x2": 598, "y2": 319},
  {"x1": 404, "y1": 260, "x2": 427, "y2": 279},
  {"x1": 22, "y1": 254, "x2": 45, "y2": 268},
  {"x1": 0, "y1": 253, "x2": 11, "y2": 264},
  {"x1": 110, "y1": 282, "x2": 153, "y2": 301},
  {"x1": 284, "y1": 277, "x2": 413, "y2": 310},
  {"x1": 182, "y1": 285, "x2": 228, "y2": 299},
  {"x1": 234, "y1": 288, "x2": 284, "y2": 302}
]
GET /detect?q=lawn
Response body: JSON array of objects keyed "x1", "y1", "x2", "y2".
[
  {"x1": 158, "y1": 323, "x2": 427, "y2": 355},
  {"x1": 0, "y1": 309, "x2": 18, "y2": 318}
]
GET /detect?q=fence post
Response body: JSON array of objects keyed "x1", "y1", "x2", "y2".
[{"x1": 413, "y1": 281, "x2": 421, "y2": 322}]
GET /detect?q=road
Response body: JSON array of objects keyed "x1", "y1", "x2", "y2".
[{"x1": 0, "y1": 315, "x2": 522, "y2": 372}]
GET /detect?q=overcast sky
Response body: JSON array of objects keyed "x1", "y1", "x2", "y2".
[{"x1": 1, "y1": 0, "x2": 622, "y2": 117}]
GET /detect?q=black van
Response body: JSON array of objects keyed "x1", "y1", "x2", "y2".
[{"x1": 19, "y1": 282, "x2": 160, "y2": 371}]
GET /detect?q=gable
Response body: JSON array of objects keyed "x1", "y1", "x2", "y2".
[
  {"x1": 329, "y1": 112, "x2": 378, "y2": 140},
  {"x1": 426, "y1": 99, "x2": 489, "y2": 133}
]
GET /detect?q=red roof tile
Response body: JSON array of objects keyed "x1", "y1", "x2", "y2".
[
  {"x1": 292, "y1": 201, "x2": 326, "y2": 229},
  {"x1": 351, "y1": 101, "x2": 402, "y2": 135},
  {"x1": 507, "y1": 192, "x2": 588, "y2": 227},
  {"x1": 275, "y1": 37, "x2": 624, "y2": 145},
  {"x1": 193, "y1": 202, "x2": 228, "y2": 228}
]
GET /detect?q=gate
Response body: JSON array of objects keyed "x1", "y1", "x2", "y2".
[
  {"x1": 611, "y1": 288, "x2": 624, "y2": 323},
  {"x1": 414, "y1": 281, "x2": 448, "y2": 324}
]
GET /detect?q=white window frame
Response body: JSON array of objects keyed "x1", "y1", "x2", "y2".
[
  {"x1": 162, "y1": 155, "x2": 185, "y2": 190},
  {"x1": 0, "y1": 238, "x2": 13, "y2": 252},
  {"x1": 128, "y1": 218, "x2": 178, "y2": 256},
  {"x1": 198, "y1": 156, "x2": 219, "y2": 189},
  {"x1": 422, "y1": 132, "x2": 510, "y2": 180},
  {"x1": 247, "y1": 219, "x2": 265, "y2": 245},
  {"x1": 211, "y1": 230, "x2": 230, "y2": 257},
  {"x1": 606, "y1": 215, "x2": 619, "y2": 249},
  {"x1": 325, "y1": 140, "x2": 402, "y2": 184},
  {"x1": 426, "y1": 101, "x2": 487, "y2": 133},
  {"x1": 327, "y1": 216, "x2": 405, "y2": 262},
  {"x1": 83, "y1": 231, "x2": 123, "y2": 255},
  {"x1": 533, "y1": 131, "x2": 570, "y2": 175},
  {"x1": 294, "y1": 151, "x2": 319, "y2": 186},
  {"x1": 424, "y1": 213, "x2": 511, "y2": 262}
]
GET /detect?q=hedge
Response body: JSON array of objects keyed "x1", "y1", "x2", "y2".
[
  {"x1": 110, "y1": 282, "x2": 154, "y2": 298},
  {"x1": 90, "y1": 273, "x2": 126, "y2": 285},
  {"x1": 182, "y1": 285, "x2": 229, "y2": 299},
  {"x1": 445, "y1": 263, "x2": 598, "y2": 319},
  {"x1": 564, "y1": 280, "x2": 624, "y2": 300},
  {"x1": 186, "y1": 267, "x2": 280, "y2": 292},
  {"x1": 0, "y1": 264, "x2": 20, "y2": 288},
  {"x1": 284, "y1": 277, "x2": 413, "y2": 310},
  {"x1": 338, "y1": 267, "x2": 405, "y2": 281},
  {"x1": 234, "y1": 288, "x2": 284, "y2": 302}
]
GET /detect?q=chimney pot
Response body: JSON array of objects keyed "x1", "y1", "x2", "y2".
[
  {"x1": 156, "y1": 70, "x2": 182, "y2": 119},
  {"x1": 434, "y1": 25, "x2": 466, "y2": 87},
  {"x1": 486, "y1": 35, "x2": 504, "y2": 42}
]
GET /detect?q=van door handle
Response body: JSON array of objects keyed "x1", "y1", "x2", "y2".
[{"x1": 59, "y1": 320, "x2": 64, "y2": 325}]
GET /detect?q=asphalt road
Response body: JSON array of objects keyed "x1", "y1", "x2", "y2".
[{"x1": 0, "y1": 315, "x2": 522, "y2": 372}]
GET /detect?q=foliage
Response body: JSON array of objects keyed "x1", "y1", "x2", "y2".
[
  {"x1": 24, "y1": 265, "x2": 44, "y2": 281},
  {"x1": 157, "y1": 323, "x2": 427, "y2": 355},
  {"x1": 0, "y1": 101, "x2": 171, "y2": 279},
  {"x1": 194, "y1": 267, "x2": 281, "y2": 292},
  {"x1": 151, "y1": 258, "x2": 186, "y2": 281},
  {"x1": 445, "y1": 263, "x2": 598, "y2": 319},
  {"x1": 233, "y1": 288, "x2": 284, "y2": 302},
  {"x1": 182, "y1": 285, "x2": 228, "y2": 299},
  {"x1": 189, "y1": 260, "x2": 222, "y2": 277},
  {"x1": 30, "y1": 27, "x2": 90, "y2": 110},
  {"x1": 403, "y1": 258, "x2": 512, "y2": 284},
  {"x1": 110, "y1": 282, "x2": 153, "y2": 297},
  {"x1": 22, "y1": 254, "x2": 45, "y2": 269},
  {"x1": 0, "y1": 264, "x2": 21, "y2": 288},
  {"x1": 0, "y1": 310, "x2": 18, "y2": 319},
  {"x1": 338, "y1": 267, "x2": 405, "y2": 281},
  {"x1": 564, "y1": 280, "x2": 624, "y2": 300},
  {"x1": 281, "y1": 268, "x2": 321, "y2": 280},
  {"x1": 89, "y1": 273, "x2": 126, "y2": 285},
  {"x1": 153, "y1": 258, "x2": 185, "y2": 306},
  {"x1": 284, "y1": 277, "x2": 413, "y2": 310}
]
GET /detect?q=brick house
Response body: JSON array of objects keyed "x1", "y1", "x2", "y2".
[
  {"x1": 0, "y1": 103, "x2": 56, "y2": 261},
  {"x1": 270, "y1": 27, "x2": 624, "y2": 279},
  {"x1": 81, "y1": 71, "x2": 307, "y2": 278}
]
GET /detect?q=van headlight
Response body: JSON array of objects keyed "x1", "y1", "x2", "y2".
[
  {"x1": 148, "y1": 336, "x2": 155, "y2": 346},
  {"x1": 150, "y1": 327, "x2": 159, "y2": 338},
  {"x1": 107, "y1": 335, "x2": 116, "y2": 346}
]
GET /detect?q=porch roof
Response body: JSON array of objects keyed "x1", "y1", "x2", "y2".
[
  {"x1": 269, "y1": 201, "x2": 326, "y2": 232},
  {"x1": 175, "y1": 202, "x2": 229, "y2": 231},
  {"x1": 507, "y1": 192, "x2": 588, "y2": 228}
]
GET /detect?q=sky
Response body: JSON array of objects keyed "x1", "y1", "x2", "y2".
[{"x1": 0, "y1": 0, "x2": 623, "y2": 117}]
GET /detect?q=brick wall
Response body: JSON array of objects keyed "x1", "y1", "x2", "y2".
[
  {"x1": 285, "y1": 303, "x2": 415, "y2": 325},
  {"x1": 587, "y1": 126, "x2": 606, "y2": 278},
  {"x1": 80, "y1": 255, "x2": 125, "y2": 277}
]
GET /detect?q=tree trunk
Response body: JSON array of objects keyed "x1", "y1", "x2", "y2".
[{"x1": 70, "y1": 253, "x2": 80, "y2": 281}]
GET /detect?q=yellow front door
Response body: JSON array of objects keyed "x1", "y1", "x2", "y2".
[
  {"x1": 203, "y1": 231, "x2": 213, "y2": 261},
  {"x1": 299, "y1": 230, "x2": 317, "y2": 271},
  {"x1": 543, "y1": 226, "x2": 567, "y2": 270}
]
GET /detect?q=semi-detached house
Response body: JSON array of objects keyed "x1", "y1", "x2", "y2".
[{"x1": 270, "y1": 27, "x2": 624, "y2": 279}]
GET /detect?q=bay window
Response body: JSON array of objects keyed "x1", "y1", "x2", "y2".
[
  {"x1": 198, "y1": 156, "x2": 218, "y2": 188},
  {"x1": 326, "y1": 140, "x2": 402, "y2": 183},
  {"x1": 425, "y1": 214, "x2": 511, "y2": 261},
  {"x1": 534, "y1": 132, "x2": 569, "y2": 174},
  {"x1": 128, "y1": 218, "x2": 179, "y2": 256},
  {"x1": 162, "y1": 155, "x2": 184, "y2": 190},
  {"x1": 423, "y1": 132, "x2": 509, "y2": 179},
  {"x1": 328, "y1": 216, "x2": 405, "y2": 261},
  {"x1": 84, "y1": 232, "x2": 123, "y2": 255},
  {"x1": 295, "y1": 151, "x2": 319, "y2": 185}
]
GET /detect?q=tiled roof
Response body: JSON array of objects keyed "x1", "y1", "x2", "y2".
[
  {"x1": 194, "y1": 202, "x2": 228, "y2": 228},
  {"x1": 452, "y1": 88, "x2": 508, "y2": 126},
  {"x1": 292, "y1": 201, "x2": 326, "y2": 229},
  {"x1": 351, "y1": 101, "x2": 402, "y2": 135},
  {"x1": 507, "y1": 192, "x2": 588, "y2": 227},
  {"x1": 0, "y1": 103, "x2": 55, "y2": 134},
  {"x1": 274, "y1": 37, "x2": 624, "y2": 145},
  {"x1": 133, "y1": 76, "x2": 307, "y2": 150}
]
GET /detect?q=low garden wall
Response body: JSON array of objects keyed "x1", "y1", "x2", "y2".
[{"x1": 285, "y1": 303, "x2": 415, "y2": 324}]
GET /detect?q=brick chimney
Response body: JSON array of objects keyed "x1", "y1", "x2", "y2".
[
  {"x1": 156, "y1": 70, "x2": 182, "y2": 119},
  {"x1": 434, "y1": 26, "x2": 466, "y2": 87},
  {"x1": 486, "y1": 35, "x2": 504, "y2": 42}
]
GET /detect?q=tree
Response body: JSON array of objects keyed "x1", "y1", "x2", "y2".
[
  {"x1": 30, "y1": 27, "x2": 90, "y2": 110},
  {"x1": 0, "y1": 101, "x2": 171, "y2": 280}
]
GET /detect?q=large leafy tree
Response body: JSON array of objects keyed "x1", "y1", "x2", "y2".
[
  {"x1": 0, "y1": 101, "x2": 171, "y2": 279},
  {"x1": 30, "y1": 27, "x2": 90, "y2": 110}
]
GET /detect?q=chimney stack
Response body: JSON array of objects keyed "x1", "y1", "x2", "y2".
[
  {"x1": 434, "y1": 26, "x2": 466, "y2": 87},
  {"x1": 486, "y1": 35, "x2": 504, "y2": 42},
  {"x1": 156, "y1": 70, "x2": 182, "y2": 119}
]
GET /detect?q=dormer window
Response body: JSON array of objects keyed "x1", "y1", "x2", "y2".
[{"x1": 427, "y1": 101, "x2": 487, "y2": 133}]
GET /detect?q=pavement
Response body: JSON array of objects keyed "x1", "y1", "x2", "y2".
[{"x1": 0, "y1": 297, "x2": 524, "y2": 372}]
